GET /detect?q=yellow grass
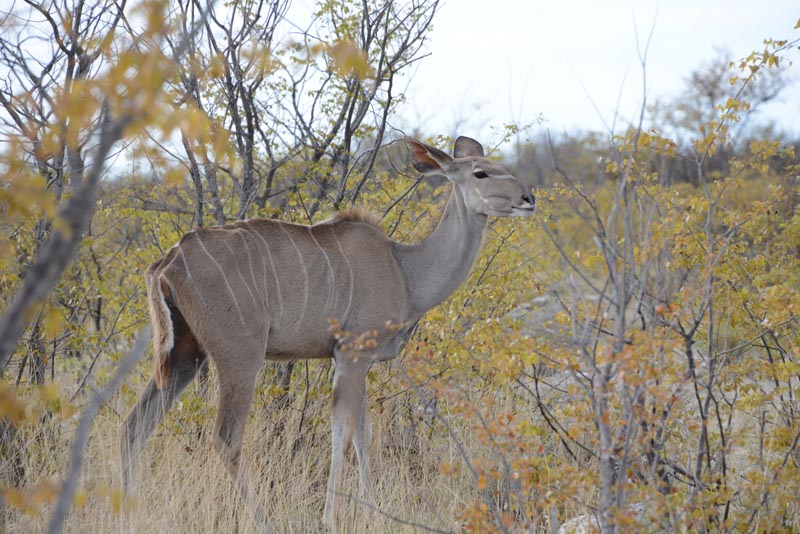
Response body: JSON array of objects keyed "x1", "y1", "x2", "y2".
[{"x1": 3, "y1": 363, "x2": 489, "y2": 534}]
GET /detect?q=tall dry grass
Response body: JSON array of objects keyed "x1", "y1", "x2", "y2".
[{"x1": 3, "y1": 359, "x2": 501, "y2": 533}]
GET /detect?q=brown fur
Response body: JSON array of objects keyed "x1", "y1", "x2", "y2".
[{"x1": 327, "y1": 207, "x2": 380, "y2": 226}]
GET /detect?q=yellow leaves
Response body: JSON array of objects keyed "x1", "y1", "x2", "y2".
[
  {"x1": 166, "y1": 104, "x2": 234, "y2": 167},
  {"x1": 240, "y1": 41, "x2": 275, "y2": 77},
  {"x1": 768, "y1": 426, "x2": 799, "y2": 450},
  {"x1": 35, "y1": 382, "x2": 78, "y2": 421},
  {"x1": 42, "y1": 306, "x2": 64, "y2": 339},
  {"x1": 143, "y1": 0, "x2": 168, "y2": 35},
  {"x1": 722, "y1": 97, "x2": 750, "y2": 114},
  {"x1": 32, "y1": 481, "x2": 60, "y2": 507},
  {"x1": 327, "y1": 40, "x2": 369, "y2": 80},
  {"x1": 35, "y1": 3, "x2": 179, "y2": 155},
  {"x1": 54, "y1": 80, "x2": 100, "y2": 149},
  {"x1": 305, "y1": 38, "x2": 370, "y2": 80},
  {"x1": 476, "y1": 470, "x2": 489, "y2": 490},
  {"x1": 439, "y1": 460, "x2": 460, "y2": 476},
  {"x1": 108, "y1": 488, "x2": 126, "y2": 514},
  {"x1": 106, "y1": 53, "x2": 173, "y2": 134},
  {"x1": 128, "y1": 0, "x2": 169, "y2": 38},
  {"x1": 163, "y1": 167, "x2": 187, "y2": 188},
  {"x1": 61, "y1": 10, "x2": 73, "y2": 35},
  {"x1": 72, "y1": 490, "x2": 88, "y2": 508},
  {"x1": 730, "y1": 38, "x2": 792, "y2": 92},
  {"x1": 426, "y1": 309, "x2": 446, "y2": 323},
  {"x1": 0, "y1": 160, "x2": 56, "y2": 221},
  {"x1": 766, "y1": 53, "x2": 780, "y2": 69},
  {"x1": 207, "y1": 52, "x2": 227, "y2": 80},
  {"x1": 1, "y1": 379, "x2": 78, "y2": 425},
  {"x1": 37, "y1": 382, "x2": 60, "y2": 403},
  {"x1": 654, "y1": 302, "x2": 674, "y2": 319},
  {"x1": 3, "y1": 489, "x2": 28, "y2": 513},
  {"x1": 0, "y1": 380, "x2": 27, "y2": 424},
  {"x1": 693, "y1": 120, "x2": 728, "y2": 157},
  {"x1": 3, "y1": 481, "x2": 59, "y2": 515},
  {"x1": 457, "y1": 500, "x2": 493, "y2": 532},
  {"x1": 636, "y1": 129, "x2": 677, "y2": 157},
  {"x1": 770, "y1": 360, "x2": 800, "y2": 383}
]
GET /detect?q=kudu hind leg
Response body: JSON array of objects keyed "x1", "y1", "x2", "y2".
[
  {"x1": 119, "y1": 363, "x2": 199, "y2": 492},
  {"x1": 121, "y1": 291, "x2": 207, "y2": 491}
]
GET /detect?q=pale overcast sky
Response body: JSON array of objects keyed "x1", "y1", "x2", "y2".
[{"x1": 393, "y1": 0, "x2": 800, "y2": 142}]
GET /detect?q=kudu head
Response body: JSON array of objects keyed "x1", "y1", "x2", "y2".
[{"x1": 407, "y1": 136, "x2": 535, "y2": 218}]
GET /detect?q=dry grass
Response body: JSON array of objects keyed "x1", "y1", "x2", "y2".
[{"x1": 2, "y1": 362, "x2": 489, "y2": 534}]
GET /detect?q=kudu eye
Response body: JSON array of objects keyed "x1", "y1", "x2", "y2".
[
  {"x1": 522, "y1": 193, "x2": 535, "y2": 205},
  {"x1": 473, "y1": 170, "x2": 489, "y2": 179}
]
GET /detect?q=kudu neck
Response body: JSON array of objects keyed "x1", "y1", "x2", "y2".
[{"x1": 393, "y1": 185, "x2": 488, "y2": 321}]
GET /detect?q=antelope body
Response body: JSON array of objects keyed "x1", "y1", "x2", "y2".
[
  {"x1": 150, "y1": 213, "x2": 409, "y2": 376},
  {"x1": 120, "y1": 136, "x2": 535, "y2": 531}
]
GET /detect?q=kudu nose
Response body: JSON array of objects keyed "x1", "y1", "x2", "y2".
[{"x1": 522, "y1": 193, "x2": 535, "y2": 205}]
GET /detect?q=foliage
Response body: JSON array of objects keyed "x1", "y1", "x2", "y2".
[
  {"x1": 404, "y1": 31, "x2": 800, "y2": 533},
  {"x1": 0, "y1": 1, "x2": 799, "y2": 533}
]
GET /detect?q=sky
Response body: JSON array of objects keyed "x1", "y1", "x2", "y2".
[{"x1": 392, "y1": 0, "x2": 800, "y2": 142}]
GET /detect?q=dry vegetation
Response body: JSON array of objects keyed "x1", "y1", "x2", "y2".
[
  {"x1": 7, "y1": 358, "x2": 541, "y2": 533},
  {"x1": 1, "y1": 1, "x2": 799, "y2": 533}
]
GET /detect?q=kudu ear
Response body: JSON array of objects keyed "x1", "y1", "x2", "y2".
[
  {"x1": 407, "y1": 139, "x2": 453, "y2": 175},
  {"x1": 453, "y1": 136, "x2": 484, "y2": 158}
]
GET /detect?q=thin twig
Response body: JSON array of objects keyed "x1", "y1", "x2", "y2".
[{"x1": 336, "y1": 491, "x2": 453, "y2": 534}]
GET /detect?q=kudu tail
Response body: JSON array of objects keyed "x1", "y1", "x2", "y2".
[{"x1": 145, "y1": 262, "x2": 174, "y2": 389}]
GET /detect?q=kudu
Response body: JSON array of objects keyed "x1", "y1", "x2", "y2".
[{"x1": 120, "y1": 136, "x2": 535, "y2": 531}]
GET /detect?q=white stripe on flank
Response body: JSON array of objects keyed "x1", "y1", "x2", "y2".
[
  {"x1": 331, "y1": 227, "x2": 353, "y2": 323},
  {"x1": 239, "y1": 228, "x2": 270, "y2": 314},
  {"x1": 280, "y1": 225, "x2": 308, "y2": 327},
  {"x1": 221, "y1": 239, "x2": 258, "y2": 308},
  {"x1": 178, "y1": 244, "x2": 208, "y2": 306},
  {"x1": 238, "y1": 232, "x2": 261, "y2": 304},
  {"x1": 194, "y1": 232, "x2": 247, "y2": 327},
  {"x1": 246, "y1": 224, "x2": 283, "y2": 326},
  {"x1": 308, "y1": 227, "x2": 336, "y2": 313}
]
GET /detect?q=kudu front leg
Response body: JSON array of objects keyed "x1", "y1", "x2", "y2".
[
  {"x1": 213, "y1": 361, "x2": 273, "y2": 534},
  {"x1": 324, "y1": 352, "x2": 371, "y2": 532},
  {"x1": 353, "y1": 391, "x2": 373, "y2": 495}
]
